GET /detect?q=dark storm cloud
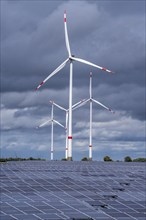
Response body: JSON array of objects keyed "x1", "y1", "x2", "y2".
[
  {"x1": 1, "y1": 0, "x2": 145, "y2": 92},
  {"x1": 2, "y1": 76, "x2": 145, "y2": 120},
  {"x1": 97, "y1": 0, "x2": 145, "y2": 16}
]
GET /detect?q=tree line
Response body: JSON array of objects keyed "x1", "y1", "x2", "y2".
[
  {"x1": 0, "y1": 156, "x2": 146, "y2": 163},
  {"x1": 0, "y1": 157, "x2": 46, "y2": 163},
  {"x1": 81, "y1": 156, "x2": 146, "y2": 162}
]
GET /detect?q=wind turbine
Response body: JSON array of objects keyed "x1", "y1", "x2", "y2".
[
  {"x1": 35, "y1": 11, "x2": 114, "y2": 160},
  {"x1": 49, "y1": 99, "x2": 86, "y2": 160},
  {"x1": 74, "y1": 72, "x2": 115, "y2": 160},
  {"x1": 36, "y1": 101, "x2": 65, "y2": 160}
]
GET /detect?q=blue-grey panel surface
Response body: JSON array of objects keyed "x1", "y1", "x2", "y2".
[{"x1": 0, "y1": 161, "x2": 146, "y2": 220}]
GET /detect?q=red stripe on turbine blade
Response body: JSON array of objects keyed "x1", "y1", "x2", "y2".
[
  {"x1": 64, "y1": 11, "x2": 67, "y2": 22},
  {"x1": 40, "y1": 81, "x2": 44, "y2": 86},
  {"x1": 68, "y1": 136, "x2": 72, "y2": 139},
  {"x1": 109, "y1": 108, "x2": 115, "y2": 114},
  {"x1": 102, "y1": 67, "x2": 107, "y2": 71},
  {"x1": 35, "y1": 82, "x2": 44, "y2": 91},
  {"x1": 102, "y1": 67, "x2": 114, "y2": 73},
  {"x1": 35, "y1": 81, "x2": 45, "y2": 91}
]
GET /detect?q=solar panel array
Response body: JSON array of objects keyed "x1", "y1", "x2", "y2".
[{"x1": 0, "y1": 161, "x2": 146, "y2": 220}]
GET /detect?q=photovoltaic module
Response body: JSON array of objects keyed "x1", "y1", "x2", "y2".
[{"x1": 0, "y1": 161, "x2": 146, "y2": 220}]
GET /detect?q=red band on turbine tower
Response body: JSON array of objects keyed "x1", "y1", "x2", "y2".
[
  {"x1": 89, "y1": 145, "x2": 92, "y2": 148},
  {"x1": 68, "y1": 136, "x2": 72, "y2": 139}
]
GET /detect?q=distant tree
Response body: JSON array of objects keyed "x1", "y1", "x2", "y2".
[
  {"x1": 133, "y1": 158, "x2": 146, "y2": 162},
  {"x1": 61, "y1": 158, "x2": 67, "y2": 161},
  {"x1": 28, "y1": 157, "x2": 33, "y2": 160},
  {"x1": 81, "y1": 157, "x2": 88, "y2": 161},
  {"x1": 124, "y1": 156, "x2": 132, "y2": 162},
  {"x1": 0, "y1": 158, "x2": 7, "y2": 163},
  {"x1": 103, "y1": 156, "x2": 113, "y2": 162}
]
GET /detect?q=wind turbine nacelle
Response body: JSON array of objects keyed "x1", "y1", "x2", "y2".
[{"x1": 69, "y1": 55, "x2": 75, "y2": 61}]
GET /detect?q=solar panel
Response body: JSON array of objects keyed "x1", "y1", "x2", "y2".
[{"x1": 0, "y1": 161, "x2": 146, "y2": 219}]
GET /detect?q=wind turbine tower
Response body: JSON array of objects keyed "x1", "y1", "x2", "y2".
[
  {"x1": 74, "y1": 72, "x2": 115, "y2": 160},
  {"x1": 37, "y1": 101, "x2": 65, "y2": 160}
]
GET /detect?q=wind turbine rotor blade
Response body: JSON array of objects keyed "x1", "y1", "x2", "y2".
[
  {"x1": 72, "y1": 99, "x2": 87, "y2": 109},
  {"x1": 66, "y1": 99, "x2": 87, "y2": 111},
  {"x1": 35, "y1": 58, "x2": 69, "y2": 91},
  {"x1": 37, "y1": 119, "x2": 52, "y2": 128},
  {"x1": 92, "y1": 98, "x2": 115, "y2": 113},
  {"x1": 54, "y1": 120, "x2": 65, "y2": 128},
  {"x1": 89, "y1": 72, "x2": 92, "y2": 98},
  {"x1": 64, "y1": 11, "x2": 71, "y2": 57},
  {"x1": 71, "y1": 57, "x2": 113, "y2": 73},
  {"x1": 50, "y1": 101, "x2": 66, "y2": 111},
  {"x1": 72, "y1": 99, "x2": 90, "y2": 110}
]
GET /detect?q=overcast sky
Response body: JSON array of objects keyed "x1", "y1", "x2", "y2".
[{"x1": 1, "y1": 0, "x2": 145, "y2": 161}]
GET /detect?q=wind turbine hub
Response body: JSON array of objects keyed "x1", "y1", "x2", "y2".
[{"x1": 69, "y1": 55, "x2": 75, "y2": 61}]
